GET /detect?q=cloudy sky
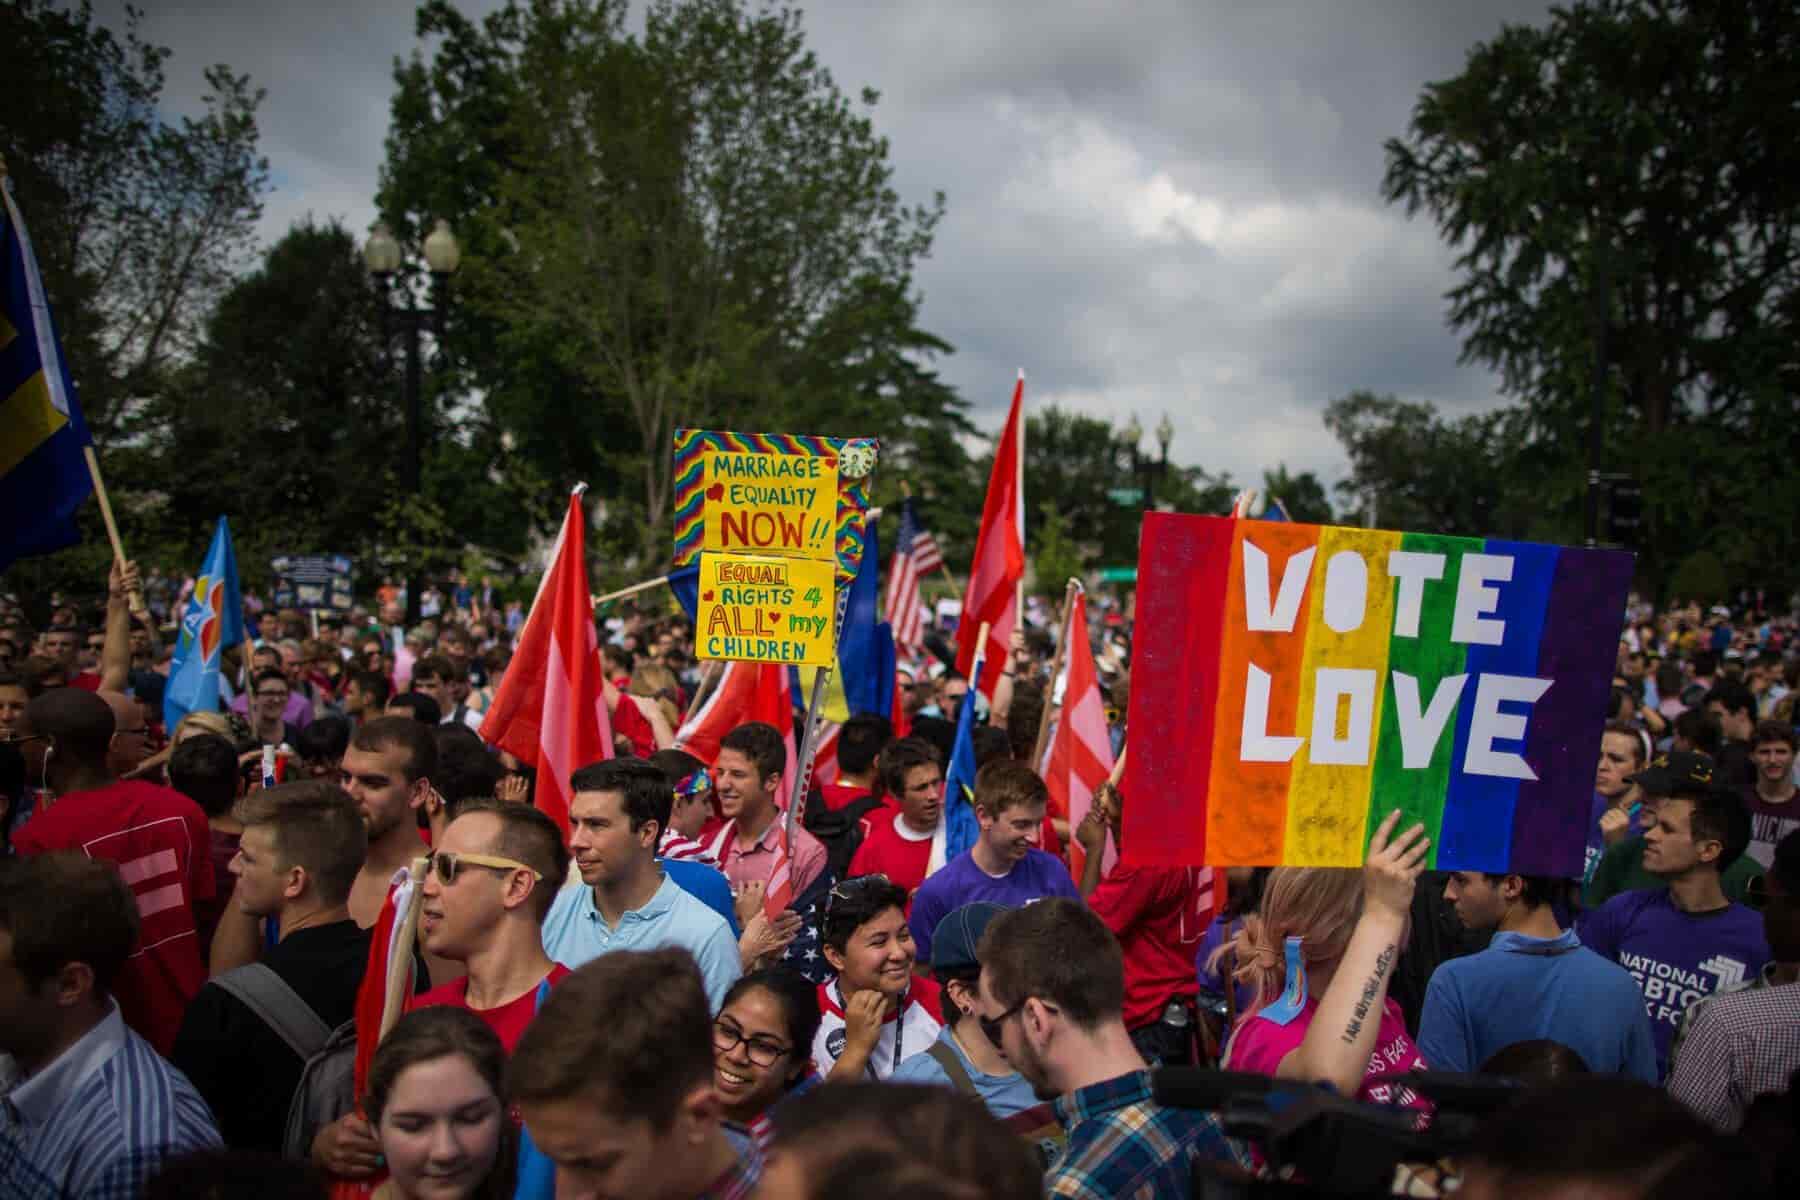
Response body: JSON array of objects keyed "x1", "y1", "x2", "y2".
[{"x1": 97, "y1": 0, "x2": 1555, "y2": 498}]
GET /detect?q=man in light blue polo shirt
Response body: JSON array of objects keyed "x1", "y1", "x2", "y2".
[
  {"x1": 542, "y1": 758, "x2": 740, "y2": 1009},
  {"x1": 1419, "y1": 871, "x2": 1657, "y2": 1081}
]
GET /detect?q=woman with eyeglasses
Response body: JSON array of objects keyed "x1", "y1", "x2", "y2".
[
  {"x1": 713, "y1": 968, "x2": 823, "y2": 1151},
  {"x1": 814, "y1": 875, "x2": 943, "y2": 1081},
  {"x1": 365, "y1": 1006, "x2": 515, "y2": 1200}
]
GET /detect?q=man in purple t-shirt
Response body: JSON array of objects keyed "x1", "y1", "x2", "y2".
[
  {"x1": 1578, "y1": 761, "x2": 1770, "y2": 1078},
  {"x1": 908, "y1": 761, "x2": 1078, "y2": 964}
]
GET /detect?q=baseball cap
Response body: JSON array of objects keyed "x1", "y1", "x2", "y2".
[
  {"x1": 1627, "y1": 751, "x2": 1733, "y2": 797},
  {"x1": 929, "y1": 901, "x2": 1011, "y2": 973}
]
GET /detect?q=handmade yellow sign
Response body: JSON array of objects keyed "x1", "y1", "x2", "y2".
[
  {"x1": 695, "y1": 552, "x2": 836, "y2": 667},
  {"x1": 699, "y1": 448, "x2": 840, "y2": 561}
]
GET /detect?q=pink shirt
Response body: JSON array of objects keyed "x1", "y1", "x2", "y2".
[
  {"x1": 1225, "y1": 995, "x2": 1429, "y2": 1109},
  {"x1": 706, "y1": 815, "x2": 827, "y2": 897}
]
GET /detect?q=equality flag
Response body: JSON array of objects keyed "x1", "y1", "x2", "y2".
[
  {"x1": 883, "y1": 497, "x2": 942, "y2": 654},
  {"x1": 479, "y1": 486, "x2": 612, "y2": 837},
  {"x1": 935, "y1": 636, "x2": 988, "y2": 869},
  {"x1": 1, "y1": 169, "x2": 93, "y2": 570},
  {"x1": 1045, "y1": 589, "x2": 1116, "y2": 880},
  {"x1": 955, "y1": 373, "x2": 1025, "y2": 700},
  {"x1": 164, "y1": 518, "x2": 246, "y2": 731}
]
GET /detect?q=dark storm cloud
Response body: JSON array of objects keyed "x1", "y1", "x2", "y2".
[{"x1": 96, "y1": 0, "x2": 1557, "y2": 491}]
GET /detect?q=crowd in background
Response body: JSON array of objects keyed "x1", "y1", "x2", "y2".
[{"x1": 0, "y1": 562, "x2": 1797, "y2": 1198}]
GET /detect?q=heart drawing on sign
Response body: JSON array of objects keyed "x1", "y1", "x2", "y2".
[
  {"x1": 768, "y1": 611, "x2": 782, "y2": 626},
  {"x1": 702, "y1": 590, "x2": 715, "y2": 602},
  {"x1": 706, "y1": 483, "x2": 724, "y2": 501}
]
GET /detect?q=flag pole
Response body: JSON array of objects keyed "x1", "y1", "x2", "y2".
[
  {"x1": 1031, "y1": 578, "x2": 1082, "y2": 768},
  {"x1": 81, "y1": 446, "x2": 147, "y2": 617},
  {"x1": 1014, "y1": 369, "x2": 1026, "y2": 620},
  {"x1": 784, "y1": 563, "x2": 858, "y2": 846},
  {"x1": 591, "y1": 574, "x2": 670, "y2": 608},
  {"x1": 380, "y1": 857, "x2": 430, "y2": 1039}
]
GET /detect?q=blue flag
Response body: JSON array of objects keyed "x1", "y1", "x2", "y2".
[
  {"x1": 942, "y1": 644, "x2": 985, "y2": 860},
  {"x1": 837, "y1": 515, "x2": 895, "y2": 718},
  {"x1": 0, "y1": 175, "x2": 93, "y2": 570},
  {"x1": 165, "y1": 518, "x2": 247, "y2": 731},
  {"x1": 668, "y1": 564, "x2": 701, "y2": 621}
]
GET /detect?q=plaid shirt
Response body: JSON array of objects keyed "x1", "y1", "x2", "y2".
[
  {"x1": 1048, "y1": 1069, "x2": 1251, "y2": 1199},
  {"x1": 1666, "y1": 977, "x2": 1800, "y2": 1131},
  {"x1": 703, "y1": 1125, "x2": 764, "y2": 1200}
]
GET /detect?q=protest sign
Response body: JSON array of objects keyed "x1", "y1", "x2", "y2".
[
  {"x1": 694, "y1": 552, "x2": 836, "y2": 667},
  {"x1": 672, "y1": 429, "x2": 878, "y2": 584},
  {"x1": 271, "y1": 553, "x2": 354, "y2": 611},
  {"x1": 1121, "y1": 513, "x2": 1633, "y2": 876}
]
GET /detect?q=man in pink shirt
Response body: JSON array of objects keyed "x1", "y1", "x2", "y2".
[{"x1": 706, "y1": 722, "x2": 828, "y2": 896}]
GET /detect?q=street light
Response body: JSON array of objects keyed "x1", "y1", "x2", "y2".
[
  {"x1": 1154, "y1": 413, "x2": 1173, "y2": 509},
  {"x1": 365, "y1": 218, "x2": 460, "y2": 627}
]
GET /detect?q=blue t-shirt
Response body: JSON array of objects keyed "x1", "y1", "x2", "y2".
[
  {"x1": 661, "y1": 856, "x2": 740, "y2": 936},
  {"x1": 1416, "y1": 928, "x2": 1658, "y2": 1082},
  {"x1": 891, "y1": 1025, "x2": 1041, "y2": 1117},
  {"x1": 908, "y1": 849, "x2": 1079, "y2": 963},
  {"x1": 1577, "y1": 888, "x2": 1771, "y2": 1078}
]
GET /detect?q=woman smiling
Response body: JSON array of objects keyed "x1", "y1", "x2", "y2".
[{"x1": 714, "y1": 969, "x2": 823, "y2": 1150}]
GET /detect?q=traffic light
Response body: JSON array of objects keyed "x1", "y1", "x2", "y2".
[{"x1": 1605, "y1": 476, "x2": 1643, "y2": 544}]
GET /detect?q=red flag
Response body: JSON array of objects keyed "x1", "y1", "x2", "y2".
[
  {"x1": 955, "y1": 374, "x2": 1025, "y2": 699},
  {"x1": 1046, "y1": 590, "x2": 1117, "y2": 880},
  {"x1": 479, "y1": 486, "x2": 612, "y2": 836},
  {"x1": 673, "y1": 661, "x2": 797, "y2": 769}
]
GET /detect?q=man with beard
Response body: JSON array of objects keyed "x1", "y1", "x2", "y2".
[
  {"x1": 975, "y1": 899, "x2": 1250, "y2": 1193},
  {"x1": 339, "y1": 716, "x2": 438, "y2": 929}
]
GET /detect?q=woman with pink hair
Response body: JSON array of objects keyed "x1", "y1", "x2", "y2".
[{"x1": 1219, "y1": 811, "x2": 1432, "y2": 1107}]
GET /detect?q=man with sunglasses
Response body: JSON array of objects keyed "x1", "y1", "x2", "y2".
[
  {"x1": 974, "y1": 899, "x2": 1250, "y2": 1194},
  {"x1": 542, "y1": 757, "x2": 741, "y2": 1010},
  {"x1": 408, "y1": 798, "x2": 571, "y2": 1046},
  {"x1": 1668, "y1": 828, "x2": 1800, "y2": 1128}
]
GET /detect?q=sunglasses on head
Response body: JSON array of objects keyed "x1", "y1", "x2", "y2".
[
  {"x1": 429, "y1": 850, "x2": 543, "y2": 886},
  {"x1": 825, "y1": 873, "x2": 891, "y2": 915}
]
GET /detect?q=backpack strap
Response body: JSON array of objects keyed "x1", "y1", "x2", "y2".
[
  {"x1": 924, "y1": 1038, "x2": 979, "y2": 1096},
  {"x1": 211, "y1": 963, "x2": 333, "y2": 1063}
]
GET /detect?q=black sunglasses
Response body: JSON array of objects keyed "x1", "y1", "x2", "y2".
[
  {"x1": 825, "y1": 873, "x2": 891, "y2": 916},
  {"x1": 978, "y1": 997, "x2": 1028, "y2": 1050}
]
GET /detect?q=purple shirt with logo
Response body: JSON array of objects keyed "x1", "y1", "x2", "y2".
[
  {"x1": 908, "y1": 848, "x2": 1078, "y2": 963},
  {"x1": 1577, "y1": 888, "x2": 1770, "y2": 1078}
]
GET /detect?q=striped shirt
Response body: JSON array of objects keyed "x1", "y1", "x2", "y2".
[
  {"x1": 1666, "y1": 978, "x2": 1800, "y2": 1131},
  {"x1": 705, "y1": 1125, "x2": 764, "y2": 1200},
  {"x1": 1047, "y1": 1069, "x2": 1250, "y2": 1199},
  {"x1": 660, "y1": 827, "x2": 721, "y2": 867},
  {"x1": 0, "y1": 1003, "x2": 222, "y2": 1199}
]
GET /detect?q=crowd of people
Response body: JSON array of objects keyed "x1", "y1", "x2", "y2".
[{"x1": 0, "y1": 565, "x2": 1797, "y2": 1198}]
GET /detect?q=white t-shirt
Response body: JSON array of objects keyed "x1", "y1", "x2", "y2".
[{"x1": 813, "y1": 978, "x2": 942, "y2": 1081}]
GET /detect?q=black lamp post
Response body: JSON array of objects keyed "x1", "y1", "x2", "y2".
[
  {"x1": 364, "y1": 219, "x2": 460, "y2": 628},
  {"x1": 1123, "y1": 412, "x2": 1175, "y2": 510}
]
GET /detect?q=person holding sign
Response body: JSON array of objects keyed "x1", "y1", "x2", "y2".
[{"x1": 1218, "y1": 811, "x2": 1431, "y2": 1108}]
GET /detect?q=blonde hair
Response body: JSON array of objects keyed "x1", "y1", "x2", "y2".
[
  {"x1": 174, "y1": 710, "x2": 235, "y2": 744},
  {"x1": 628, "y1": 663, "x2": 681, "y2": 729},
  {"x1": 1222, "y1": 867, "x2": 1364, "y2": 1016}
]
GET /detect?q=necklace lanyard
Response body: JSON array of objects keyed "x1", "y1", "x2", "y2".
[{"x1": 839, "y1": 981, "x2": 907, "y2": 1078}]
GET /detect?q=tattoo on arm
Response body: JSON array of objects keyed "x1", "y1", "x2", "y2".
[{"x1": 1340, "y1": 945, "x2": 1397, "y2": 1046}]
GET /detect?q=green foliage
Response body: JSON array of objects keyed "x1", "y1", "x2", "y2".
[
  {"x1": 1260, "y1": 466, "x2": 1333, "y2": 525},
  {"x1": 0, "y1": 0, "x2": 269, "y2": 443},
  {"x1": 1382, "y1": 0, "x2": 1800, "y2": 592},
  {"x1": 1667, "y1": 550, "x2": 1728, "y2": 605},
  {"x1": 377, "y1": 0, "x2": 959, "y2": 567},
  {"x1": 1030, "y1": 502, "x2": 1087, "y2": 598}
]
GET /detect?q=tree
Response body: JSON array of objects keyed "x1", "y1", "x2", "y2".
[
  {"x1": 377, "y1": 0, "x2": 956, "y2": 564},
  {"x1": 0, "y1": 0, "x2": 269, "y2": 442},
  {"x1": 1260, "y1": 466, "x2": 1333, "y2": 525},
  {"x1": 1030, "y1": 502, "x2": 1087, "y2": 599},
  {"x1": 1382, "y1": 0, "x2": 1800, "y2": 591}
]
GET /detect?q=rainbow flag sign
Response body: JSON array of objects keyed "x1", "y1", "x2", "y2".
[{"x1": 1122, "y1": 513, "x2": 1632, "y2": 875}]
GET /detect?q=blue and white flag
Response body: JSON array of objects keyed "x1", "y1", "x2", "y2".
[{"x1": 165, "y1": 517, "x2": 246, "y2": 730}]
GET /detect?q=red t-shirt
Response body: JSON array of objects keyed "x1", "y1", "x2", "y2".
[
  {"x1": 408, "y1": 962, "x2": 571, "y2": 1052},
  {"x1": 1086, "y1": 865, "x2": 1211, "y2": 1030},
  {"x1": 817, "y1": 780, "x2": 874, "y2": 813},
  {"x1": 13, "y1": 779, "x2": 215, "y2": 1054},
  {"x1": 71, "y1": 670, "x2": 103, "y2": 691},
  {"x1": 848, "y1": 807, "x2": 936, "y2": 902}
]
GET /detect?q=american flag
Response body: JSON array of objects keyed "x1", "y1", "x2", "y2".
[{"x1": 883, "y1": 498, "x2": 942, "y2": 653}]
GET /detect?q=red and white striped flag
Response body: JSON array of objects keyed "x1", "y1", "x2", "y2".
[
  {"x1": 479, "y1": 485, "x2": 612, "y2": 837},
  {"x1": 1045, "y1": 589, "x2": 1118, "y2": 880},
  {"x1": 883, "y1": 497, "x2": 942, "y2": 654}
]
